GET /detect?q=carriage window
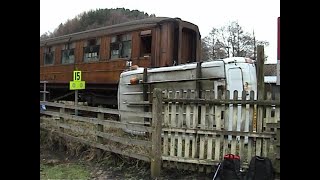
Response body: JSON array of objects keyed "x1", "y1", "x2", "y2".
[
  {"x1": 140, "y1": 30, "x2": 152, "y2": 57},
  {"x1": 44, "y1": 46, "x2": 55, "y2": 65},
  {"x1": 110, "y1": 34, "x2": 132, "y2": 59},
  {"x1": 83, "y1": 38, "x2": 100, "y2": 62},
  {"x1": 61, "y1": 42, "x2": 75, "y2": 64}
]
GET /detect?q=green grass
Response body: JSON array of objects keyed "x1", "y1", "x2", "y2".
[{"x1": 40, "y1": 163, "x2": 90, "y2": 180}]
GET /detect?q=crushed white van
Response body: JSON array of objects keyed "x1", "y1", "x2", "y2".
[{"x1": 118, "y1": 57, "x2": 257, "y2": 135}]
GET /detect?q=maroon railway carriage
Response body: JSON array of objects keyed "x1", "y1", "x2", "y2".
[{"x1": 40, "y1": 17, "x2": 201, "y2": 106}]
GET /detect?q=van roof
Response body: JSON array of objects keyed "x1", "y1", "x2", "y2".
[
  {"x1": 120, "y1": 57, "x2": 252, "y2": 77},
  {"x1": 219, "y1": 57, "x2": 251, "y2": 64}
]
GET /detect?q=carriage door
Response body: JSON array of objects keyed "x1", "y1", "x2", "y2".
[{"x1": 181, "y1": 28, "x2": 197, "y2": 64}]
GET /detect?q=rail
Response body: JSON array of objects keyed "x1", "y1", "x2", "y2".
[
  {"x1": 40, "y1": 89, "x2": 162, "y2": 178},
  {"x1": 40, "y1": 81, "x2": 49, "y2": 102},
  {"x1": 40, "y1": 89, "x2": 280, "y2": 178}
]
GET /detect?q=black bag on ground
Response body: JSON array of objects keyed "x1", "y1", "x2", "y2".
[
  {"x1": 215, "y1": 154, "x2": 243, "y2": 180},
  {"x1": 245, "y1": 156, "x2": 275, "y2": 180}
]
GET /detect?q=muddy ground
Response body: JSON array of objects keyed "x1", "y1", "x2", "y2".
[{"x1": 40, "y1": 145, "x2": 214, "y2": 180}]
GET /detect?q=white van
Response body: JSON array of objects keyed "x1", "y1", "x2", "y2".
[{"x1": 118, "y1": 57, "x2": 257, "y2": 135}]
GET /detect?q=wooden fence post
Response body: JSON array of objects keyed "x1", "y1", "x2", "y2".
[
  {"x1": 96, "y1": 105, "x2": 104, "y2": 158},
  {"x1": 256, "y1": 45, "x2": 265, "y2": 156},
  {"x1": 59, "y1": 107, "x2": 65, "y2": 151},
  {"x1": 151, "y1": 88, "x2": 163, "y2": 178},
  {"x1": 59, "y1": 107, "x2": 65, "y2": 132}
]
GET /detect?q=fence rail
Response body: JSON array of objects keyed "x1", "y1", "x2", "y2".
[
  {"x1": 40, "y1": 90, "x2": 163, "y2": 178},
  {"x1": 40, "y1": 89, "x2": 280, "y2": 177},
  {"x1": 40, "y1": 81, "x2": 49, "y2": 102},
  {"x1": 160, "y1": 89, "x2": 279, "y2": 173}
]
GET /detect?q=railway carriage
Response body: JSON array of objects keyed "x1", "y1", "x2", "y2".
[{"x1": 40, "y1": 17, "x2": 201, "y2": 106}]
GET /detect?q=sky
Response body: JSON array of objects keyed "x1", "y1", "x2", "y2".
[{"x1": 40, "y1": 0, "x2": 280, "y2": 63}]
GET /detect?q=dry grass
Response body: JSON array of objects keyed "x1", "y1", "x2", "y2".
[
  {"x1": 40, "y1": 126, "x2": 152, "y2": 179},
  {"x1": 40, "y1": 116, "x2": 151, "y2": 164}
]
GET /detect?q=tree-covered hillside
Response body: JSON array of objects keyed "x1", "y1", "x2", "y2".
[{"x1": 40, "y1": 8, "x2": 156, "y2": 40}]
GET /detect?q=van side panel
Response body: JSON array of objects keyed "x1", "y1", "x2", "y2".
[
  {"x1": 118, "y1": 59, "x2": 257, "y2": 135},
  {"x1": 225, "y1": 62, "x2": 257, "y2": 142}
]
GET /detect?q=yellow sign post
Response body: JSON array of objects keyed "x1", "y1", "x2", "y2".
[
  {"x1": 69, "y1": 81, "x2": 86, "y2": 90},
  {"x1": 73, "y1": 71, "x2": 81, "y2": 81},
  {"x1": 69, "y1": 71, "x2": 86, "y2": 116},
  {"x1": 69, "y1": 71, "x2": 86, "y2": 90}
]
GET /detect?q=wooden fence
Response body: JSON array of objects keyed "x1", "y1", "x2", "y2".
[
  {"x1": 40, "y1": 88, "x2": 280, "y2": 178},
  {"x1": 40, "y1": 81, "x2": 49, "y2": 101},
  {"x1": 160, "y1": 89, "x2": 280, "y2": 173},
  {"x1": 40, "y1": 89, "x2": 162, "y2": 178}
]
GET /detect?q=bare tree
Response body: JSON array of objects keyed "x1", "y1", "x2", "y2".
[
  {"x1": 209, "y1": 28, "x2": 217, "y2": 59},
  {"x1": 40, "y1": 31, "x2": 53, "y2": 40},
  {"x1": 201, "y1": 21, "x2": 269, "y2": 61},
  {"x1": 201, "y1": 37, "x2": 211, "y2": 60},
  {"x1": 204, "y1": 28, "x2": 228, "y2": 60}
]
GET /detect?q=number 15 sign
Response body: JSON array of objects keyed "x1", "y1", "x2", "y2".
[{"x1": 69, "y1": 71, "x2": 86, "y2": 90}]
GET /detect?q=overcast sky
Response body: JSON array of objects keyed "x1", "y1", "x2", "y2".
[{"x1": 40, "y1": 0, "x2": 280, "y2": 63}]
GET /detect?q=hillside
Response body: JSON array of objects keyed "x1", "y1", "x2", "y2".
[{"x1": 40, "y1": 8, "x2": 156, "y2": 40}]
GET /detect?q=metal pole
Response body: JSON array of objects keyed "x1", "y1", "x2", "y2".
[
  {"x1": 212, "y1": 162, "x2": 222, "y2": 180},
  {"x1": 75, "y1": 90, "x2": 78, "y2": 116},
  {"x1": 43, "y1": 82, "x2": 46, "y2": 102}
]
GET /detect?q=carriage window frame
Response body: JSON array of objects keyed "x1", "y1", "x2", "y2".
[
  {"x1": 44, "y1": 46, "x2": 55, "y2": 65},
  {"x1": 110, "y1": 34, "x2": 132, "y2": 60},
  {"x1": 61, "y1": 42, "x2": 75, "y2": 64},
  {"x1": 140, "y1": 30, "x2": 152, "y2": 57},
  {"x1": 83, "y1": 38, "x2": 100, "y2": 62}
]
